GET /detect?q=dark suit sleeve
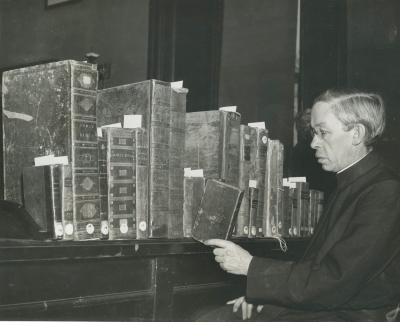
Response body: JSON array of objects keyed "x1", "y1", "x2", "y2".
[{"x1": 246, "y1": 179, "x2": 400, "y2": 310}]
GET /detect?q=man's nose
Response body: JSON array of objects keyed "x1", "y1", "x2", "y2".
[{"x1": 310, "y1": 135, "x2": 319, "y2": 149}]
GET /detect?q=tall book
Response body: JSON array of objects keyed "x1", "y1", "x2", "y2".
[
  {"x1": 184, "y1": 110, "x2": 241, "y2": 186},
  {"x1": 192, "y1": 179, "x2": 243, "y2": 243},
  {"x1": 263, "y1": 139, "x2": 284, "y2": 237},
  {"x1": 105, "y1": 128, "x2": 136, "y2": 240},
  {"x1": 183, "y1": 175, "x2": 206, "y2": 237},
  {"x1": 97, "y1": 134, "x2": 109, "y2": 239},
  {"x1": 2, "y1": 60, "x2": 101, "y2": 240},
  {"x1": 60, "y1": 164, "x2": 74, "y2": 240},
  {"x1": 292, "y1": 181, "x2": 310, "y2": 237},
  {"x1": 236, "y1": 125, "x2": 257, "y2": 237},
  {"x1": 97, "y1": 80, "x2": 188, "y2": 238},
  {"x1": 247, "y1": 184, "x2": 260, "y2": 238},
  {"x1": 22, "y1": 165, "x2": 64, "y2": 239}
]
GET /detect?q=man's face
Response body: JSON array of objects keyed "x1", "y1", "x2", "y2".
[{"x1": 310, "y1": 102, "x2": 356, "y2": 172}]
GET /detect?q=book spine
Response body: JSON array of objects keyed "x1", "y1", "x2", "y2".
[
  {"x1": 226, "y1": 188, "x2": 244, "y2": 240},
  {"x1": 316, "y1": 191, "x2": 324, "y2": 225},
  {"x1": 276, "y1": 142, "x2": 284, "y2": 236},
  {"x1": 309, "y1": 189, "x2": 317, "y2": 235},
  {"x1": 106, "y1": 128, "x2": 136, "y2": 240},
  {"x1": 70, "y1": 62, "x2": 101, "y2": 240},
  {"x1": 247, "y1": 187, "x2": 259, "y2": 238},
  {"x1": 263, "y1": 139, "x2": 272, "y2": 237},
  {"x1": 98, "y1": 135, "x2": 109, "y2": 239},
  {"x1": 299, "y1": 182, "x2": 310, "y2": 237},
  {"x1": 168, "y1": 87, "x2": 188, "y2": 238},
  {"x1": 135, "y1": 128, "x2": 149, "y2": 239},
  {"x1": 183, "y1": 176, "x2": 206, "y2": 237},
  {"x1": 254, "y1": 128, "x2": 269, "y2": 237},
  {"x1": 281, "y1": 186, "x2": 292, "y2": 237},
  {"x1": 61, "y1": 164, "x2": 74, "y2": 240},
  {"x1": 220, "y1": 111, "x2": 241, "y2": 186},
  {"x1": 236, "y1": 125, "x2": 253, "y2": 237},
  {"x1": 49, "y1": 165, "x2": 64, "y2": 239},
  {"x1": 149, "y1": 82, "x2": 171, "y2": 238}
]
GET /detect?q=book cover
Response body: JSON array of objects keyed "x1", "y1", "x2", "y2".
[
  {"x1": 247, "y1": 186, "x2": 260, "y2": 238},
  {"x1": 292, "y1": 181, "x2": 310, "y2": 237},
  {"x1": 192, "y1": 179, "x2": 243, "y2": 243},
  {"x1": 22, "y1": 165, "x2": 64, "y2": 239},
  {"x1": 184, "y1": 110, "x2": 241, "y2": 186},
  {"x1": 235, "y1": 125, "x2": 257, "y2": 237},
  {"x1": 2, "y1": 60, "x2": 101, "y2": 240},
  {"x1": 60, "y1": 164, "x2": 74, "y2": 240},
  {"x1": 97, "y1": 134, "x2": 109, "y2": 239},
  {"x1": 183, "y1": 176, "x2": 206, "y2": 237},
  {"x1": 97, "y1": 80, "x2": 188, "y2": 238},
  {"x1": 105, "y1": 128, "x2": 136, "y2": 240}
]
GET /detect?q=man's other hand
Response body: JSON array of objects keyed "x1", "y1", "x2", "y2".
[
  {"x1": 226, "y1": 296, "x2": 263, "y2": 320},
  {"x1": 204, "y1": 239, "x2": 253, "y2": 275}
]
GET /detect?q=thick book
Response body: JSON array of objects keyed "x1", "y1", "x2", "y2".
[
  {"x1": 236, "y1": 125, "x2": 257, "y2": 237},
  {"x1": 184, "y1": 110, "x2": 241, "y2": 186},
  {"x1": 263, "y1": 139, "x2": 284, "y2": 237},
  {"x1": 60, "y1": 164, "x2": 74, "y2": 240},
  {"x1": 281, "y1": 185, "x2": 293, "y2": 237},
  {"x1": 2, "y1": 60, "x2": 101, "y2": 240},
  {"x1": 191, "y1": 179, "x2": 243, "y2": 243},
  {"x1": 183, "y1": 176, "x2": 206, "y2": 237},
  {"x1": 22, "y1": 165, "x2": 64, "y2": 239},
  {"x1": 97, "y1": 80, "x2": 188, "y2": 238},
  {"x1": 105, "y1": 128, "x2": 136, "y2": 240},
  {"x1": 247, "y1": 186, "x2": 260, "y2": 238},
  {"x1": 292, "y1": 182, "x2": 310, "y2": 237},
  {"x1": 97, "y1": 134, "x2": 109, "y2": 239}
]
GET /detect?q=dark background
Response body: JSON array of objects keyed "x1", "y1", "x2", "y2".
[{"x1": 1, "y1": 0, "x2": 400, "y2": 184}]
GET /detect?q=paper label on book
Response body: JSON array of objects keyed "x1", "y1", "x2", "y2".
[
  {"x1": 34, "y1": 155, "x2": 55, "y2": 166},
  {"x1": 251, "y1": 226, "x2": 257, "y2": 236},
  {"x1": 86, "y1": 223, "x2": 95, "y2": 235},
  {"x1": 244, "y1": 226, "x2": 249, "y2": 234},
  {"x1": 120, "y1": 219, "x2": 128, "y2": 234},
  {"x1": 219, "y1": 106, "x2": 237, "y2": 112},
  {"x1": 288, "y1": 176, "x2": 307, "y2": 183},
  {"x1": 190, "y1": 169, "x2": 204, "y2": 177},
  {"x1": 123, "y1": 115, "x2": 142, "y2": 128},
  {"x1": 184, "y1": 167, "x2": 192, "y2": 177},
  {"x1": 55, "y1": 223, "x2": 64, "y2": 238},
  {"x1": 248, "y1": 122, "x2": 266, "y2": 129},
  {"x1": 139, "y1": 221, "x2": 147, "y2": 232},
  {"x1": 249, "y1": 180, "x2": 258, "y2": 188},
  {"x1": 53, "y1": 156, "x2": 69, "y2": 165},
  {"x1": 261, "y1": 135, "x2": 268, "y2": 144},
  {"x1": 101, "y1": 220, "x2": 109, "y2": 235},
  {"x1": 171, "y1": 80, "x2": 183, "y2": 89},
  {"x1": 65, "y1": 223, "x2": 74, "y2": 236}
]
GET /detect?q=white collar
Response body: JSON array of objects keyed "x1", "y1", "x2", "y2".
[{"x1": 337, "y1": 150, "x2": 372, "y2": 174}]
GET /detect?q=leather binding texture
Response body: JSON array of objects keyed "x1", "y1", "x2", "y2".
[
  {"x1": 97, "y1": 134, "x2": 109, "y2": 239},
  {"x1": 104, "y1": 128, "x2": 136, "y2": 240},
  {"x1": 184, "y1": 110, "x2": 241, "y2": 186},
  {"x1": 183, "y1": 176, "x2": 206, "y2": 237},
  {"x1": 60, "y1": 164, "x2": 74, "y2": 240},
  {"x1": 2, "y1": 60, "x2": 101, "y2": 240},
  {"x1": 97, "y1": 80, "x2": 187, "y2": 238},
  {"x1": 22, "y1": 165, "x2": 63, "y2": 239},
  {"x1": 192, "y1": 179, "x2": 243, "y2": 243},
  {"x1": 263, "y1": 139, "x2": 284, "y2": 237},
  {"x1": 236, "y1": 125, "x2": 257, "y2": 237},
  {"x1": 247, "y1": 186, "x2": 260, "y2": 238},
  {"x1": 292, "y1": 181, "x2": 310, "y2": 237}
]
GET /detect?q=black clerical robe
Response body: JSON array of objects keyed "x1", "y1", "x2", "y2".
[{"x1": 247, "y1": 151, "x2": 400, "y2": 311}]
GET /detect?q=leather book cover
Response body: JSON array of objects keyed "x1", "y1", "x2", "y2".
[
  {"x1": 105, "y1": 128, "x2": 136, "y2": 240},
  {"x1": 263, "y1": 139, "x2": 284, "y2": 237},
  {"x1": 236, "y1": 125, "x2": 257, "y2": 237},
  {"x1": 184, "y1": 110, "x2": 241, "y2": 186},
  {"x1": 292, "y1": 182, "x2": 309, "y2": 237},
  {"x1": 168, "y1": 87, "x2": 188, "y2": 238},
  {"x1": 97, "y1": 80, "x2": 188, "y2": 238},
  {"x1": 2, "y1": 60, "x2": 101, "y2": 240},
  {"x1": 316, "y1": 191, "x2": 324, "y2": 227},
  {"x1": 97, "y1": 134, "x2": 109, "y2": 239},
  {"x1": 183, "y1": 176, "x2": 206, "y2": 237},
  {"x1": 281, "y1": 186, "x2": 293, "y2": 237},
  {"x1": 22, "y1": 165, "x2": 63, "y2": 239},
  {"x1": 299, "y1": 182, "x2": 310, "y2": 237},
  {"x1": 192, "y1": 179, "x2": 243, "y2": 243},
  {"x1": 308, "y1": 189, "x2": 318, "y2": 235}
]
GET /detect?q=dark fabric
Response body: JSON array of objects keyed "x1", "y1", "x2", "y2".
[{"x1": 247, "y1": 151, "x2": 400, "y2": 311}]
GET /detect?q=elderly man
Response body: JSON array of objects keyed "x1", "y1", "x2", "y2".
[{"x1": 200, "y1": 90, "x2": 400, "y2": 321}]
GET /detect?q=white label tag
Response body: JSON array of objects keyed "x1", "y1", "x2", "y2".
[
  {"x1": 190, "y1": 169, "x2": 204, "y2": 177},
  {"x1": 249, "y1": 180, "x2": 258, "y2": 188},
  {"x1": 171, "y1": 80, "x2": 183, "y2": 89},
  {"x1": 123, "y1": 115, "x2": 142, "y2": 128},
  {"x1": 65, "y1": 223, "x2": 74, "y2": 236},
  {"x1": 219, "y1": 106, "x2": 237, "y2": 112},
  {"x1": 86, "y1": 223, "x2": 95, "y2": 235},
  {"x1": 288, "y1": 176, "x2": 307, "y2": 183},
  {"x1": 248, "y1": 122, "x2": 266, "y2": 129},
  {"x1": 34, "y1": 155, "x2": 55, "y2": 166},
  {"x1": 184, "y1": 167, "x2": 192, "y2": 177},
  {"x1": 139, "y1": 221, "x2": 147, "y2": 232}
]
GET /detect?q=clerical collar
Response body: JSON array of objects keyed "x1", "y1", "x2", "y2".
[{"x1": 337, "y1": 150, "x2": 372, "y2": 174}]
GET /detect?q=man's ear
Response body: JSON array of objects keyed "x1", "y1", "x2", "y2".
[{"x1": 352, "y1": 123, "x2": 366, "y2": 145}]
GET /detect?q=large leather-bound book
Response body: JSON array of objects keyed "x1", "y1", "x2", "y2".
[
  {"x1": 192, "y1": 179, "x2": 243, "y2": 243},
  {"x1": 104, "y1": 128, "x2": 136, "y2": 240},
  {"x1": 281, "y1": 185, "x2": 292, "y2": 237},
  {"x1": 97, "y1": 80, "x2": 187, "y2": 238},
  {"x1": 247, "y1": 185, "x2": 260, "y2": 238},
  {"x1": 292, "y1": 182, "x2": 310, "y2": 237},
  {"x1": 2, "y1": 60, "x2": 101, "y2": 240},
  {"x1": 263, "y1": 140, "x2": 284, "y2": 237},
  {"x1": 22, "y1": 165, "x2": 64, "y2": 239},
  {"x1": 97, "y1": 135, "x2": 109, "y2": 239},
  {"x1": 184, "y1": 110, "x2": 241, "y2": 186},
  {"x1": 183, "y1": 176, "x2": 206, "y2": 237},
  {"x1": 236, "y1": 125, "x2": 257, "y2": 237}
]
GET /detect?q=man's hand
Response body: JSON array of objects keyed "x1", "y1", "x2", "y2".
[
  {"x1": 226, "y1": 296, "x2": 263, "y2": 320},
  {"x1": 204, "y1": 239, "x2": 253, "y2": 275}
]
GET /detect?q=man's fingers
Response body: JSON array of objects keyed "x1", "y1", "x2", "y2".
[
  {"x1": 256, "y1": 305, "x2": 264, "y2": 313},
  {"x1": 214, "y1": 255, "x2": 224, "y2": 263},
  {"x1": 241, "y1": 301, "x2": 247, "y2": 320},
  {"x1": 204, "y1": 239, "x2": 234, "y2": 248},
  {"x1": 226, "y1": 299, "x2": 236, "y2": 305},
  {"x1": 246, "y1": 303, "x2": 253, "y2": 319},
  {"x1": 213, "y1": 248, "x2": 225, "y2": 256},
  {"x1": 232, "y1": 297, "x2": 244, "y2": 312}
]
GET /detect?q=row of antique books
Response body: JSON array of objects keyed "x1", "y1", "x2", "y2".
[{"x1": 2, "y1": 59, "x2": 323, "y2": 241}]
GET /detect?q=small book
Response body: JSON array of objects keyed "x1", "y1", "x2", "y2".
[{"x1": 192, "y1": 179, "x2": 243, "y2": 243}]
